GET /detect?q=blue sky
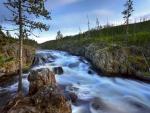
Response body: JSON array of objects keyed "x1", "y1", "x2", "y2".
[{"x1": 0, "y1": 0, "x2": 150, "y2": 43}]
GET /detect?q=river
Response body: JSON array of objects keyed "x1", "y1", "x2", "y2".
[{"x1": 0, "y1": 50, "x2": 150, "y2": 113}]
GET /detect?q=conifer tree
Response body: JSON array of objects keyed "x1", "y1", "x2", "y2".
[
  {"x1": 56, "y1": 30, "x2": 63, "y2": 40},
  {"x1": 96, "y1": 17, "x2": 100, "y2": 30},
  {"x1": 4, "y1": 0, "x2": 51, "y2": 93},
  {"x1": 122, "y1": 0, "x2": 134, "y2": 38},
  {"x1": 6, "y1": 30, "x2": 11, "y2": 37}
]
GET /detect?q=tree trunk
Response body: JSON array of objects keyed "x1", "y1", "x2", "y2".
[
  {"x1": 126, "y1": 18, "x2": 129, "y2": 44},
  {"x1": 18, "y1": 0, "x2": 23, "y2": 93}
]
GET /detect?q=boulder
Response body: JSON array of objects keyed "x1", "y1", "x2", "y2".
[
  {"x1": 28, "y1": 68, "x2": 56, "y2": 95},
  {"x1": 68, "y1": 92, "x2": 78, "y2": 103},
  {"x1": 2, "y1": 86, "x2": 71, "y2": 113},
  {"x1": 53, "y1": 67, "x2": 64, "y2": 75},
  {"x1": 2, "y1": 68, "x2": 72, "y2": 113},
  {"x1": 68, "y1": 62, "x2": 79, "y2": 68},
  {"x1": 31, "y1": 53, "x2": 47, "y2": 67}
]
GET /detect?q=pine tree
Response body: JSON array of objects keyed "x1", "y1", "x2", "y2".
[
  {"x1": 0, "y1": 25, "x2": 2, "y2": 30},
  {"x1": 122, "y1": 0, "x2": 134, "y2": 38},
  {"x1": 87, "y1": 15, "x2": 90, "y2": 31},
  {"x1": 86, "y1": 15, "x2": 90, "y2": 38},
  {"x1": 4, "y1": 0, "x2": 51, "y2": 93},
  {"x1": 56, "y1": 30, "x2": 63, "y2": 40},
  {"x1": 79, "y1": 26, "x2": 82, "y2": 34},
  {"x1": 122, "y1": 0, "x2": 134, "y2": 74},
  {"x1": 96, "y1": 17, "x2": 100, "y2": 30},
  {"x1": 6, "y1": 30, "x2": 11, "y2": 37}
]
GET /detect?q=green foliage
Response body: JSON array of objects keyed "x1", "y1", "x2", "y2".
[
  {"x1": 0, "y1": 55, "x2": 14, "y2": 67},
  {"x1": 4, "y1": 0, "x2": 51, "y2": 38},
  {"x1": 143, "y1": 72, "x2": 150, "y2": 77},
  {"x1": 0, "y1": 29, "x2": 38, "y2": 47},
  {"x1": 56, "y1": 30, "x2": 63, "y2": 40},
  {"x1": 0, "y1": 55, "x2": 5, "y2": 66},
  {"x1": 122, "y1": 0, "x2": 134, "y2": 23}
]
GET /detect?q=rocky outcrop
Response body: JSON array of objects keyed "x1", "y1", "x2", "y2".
[
  {"x1": 84, "y1": 44, "x2": 150, "y2": 77},
  {"x1": 28, "y1": 68, "x2": 56, "y2": 95},
  {"x1": 2, "y1": 68, "x2": 71, "y2": 113},
  {"x1": 0, "y1": 44, "x2": 35, "y2": 78},
  {"x1": 46, "y1": 41, "x2": 150, "y2": 80},
  {"x1": 53, "y1": 67, "x2": 64, "y2": 75}
]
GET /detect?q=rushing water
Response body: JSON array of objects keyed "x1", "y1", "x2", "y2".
[{"x1": 0, "y1": 50, "x2": 150, "y2": 113}]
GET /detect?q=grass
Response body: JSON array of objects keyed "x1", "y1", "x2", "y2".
[
  {"x1": 143, "y1": 72, "x2": 150, "y2": 77},
  {"x1": 41, "y1": 20, "x2": 150, "y2": 49},
  {"x1": 0, "y1": 55, "x2": 14, "y2": 67}
]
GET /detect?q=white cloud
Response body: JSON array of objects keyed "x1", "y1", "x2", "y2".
[
  {"x1": 46, "y1": 0, "x2": 81, "y2": 9},
  {"x1": 60, "y1": 0, "x2": 80, "y2": 5},
  {"x1": 92, "y1": 9, "x2": 114, "y2": 17}
]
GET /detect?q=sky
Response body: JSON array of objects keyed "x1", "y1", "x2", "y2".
[{"x1": 0, "y1": 0, "x2": 150, "y2": 43}]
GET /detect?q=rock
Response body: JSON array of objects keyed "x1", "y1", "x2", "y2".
[
  {"x1": 28, "y1": 68, "x2": 56, "y2": 95},
  {"x1": 68, "y1": 62, "x2": 79, "y2": 68},
  {"x1": 31, "y1": 56, "x2": 45, "y2": 67},
  {"x1": 31, "y1": 53, "x2": 48, "y2": 67},
  {"x1": 2, "y1": 68, "x2": 72, "y2": 113},
  {"x1": 0, "y1": 44, "x2": 35, "y2": 77},
  {"x1": 88, "y1": 70, "x2": 94, "y2": 74},
  {"x1": 68, "y1": 92, "x2": 78, "y2": 103},
  {"x1": 90, "y1": 98, "x2": 106, "y2": 110},
  {"x1": 32, "y1": 85, "x2": 71, "y2": 113},
  {"x1": 0, "y1": 73, "x2": 5, "y2": 78},
  {"x1": 53, "y1": 67, "x2": 64, "y2": 75},
  {"x1": 2, "y1": 86, "x2": 71, "y2": 113}
]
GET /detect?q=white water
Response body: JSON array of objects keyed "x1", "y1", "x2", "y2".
[{"x1": 0, "y1": 50, "x2": 150, "y2": 113}]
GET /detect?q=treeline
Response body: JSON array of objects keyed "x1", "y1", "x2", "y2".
[
  {"x1": 41, "y1": 20, "x2": 150, "y2": 49},
  {"x1": 65, "y1": 20, "x2": 150, "y2": 45},
  {"x1": 0, "y1": 30, "x2": 38, "y2": 47}
]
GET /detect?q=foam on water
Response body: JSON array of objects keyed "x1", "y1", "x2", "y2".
[
  {"x1": 0, "y1": 50, "x2": 150, "y2": 113},
  {"x1": 42, "y1": 50, "x2": 150, "y2": 113}
]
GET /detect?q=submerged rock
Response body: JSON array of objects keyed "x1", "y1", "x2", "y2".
[
  {"x1": 68, "y1": 92, "x2": 78, "y2": 103},
  {"x1": 68, "y1": 62, "x2": 79, "y2": 68},
  {"x1": 53, "y1": 67, "x2": 64, "y2": 75}
]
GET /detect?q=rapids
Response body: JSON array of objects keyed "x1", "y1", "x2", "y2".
[{"x1": 0, "y1": 50, "x2": 150, "y2": 113}]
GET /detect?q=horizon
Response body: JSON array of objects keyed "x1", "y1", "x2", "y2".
[{"x1": 0, "y1": 0, "x2": 150, "y2": 43}]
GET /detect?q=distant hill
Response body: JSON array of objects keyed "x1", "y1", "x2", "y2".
[{"x1": 41, "y1": 20, "x2": 150, "y2": 48}]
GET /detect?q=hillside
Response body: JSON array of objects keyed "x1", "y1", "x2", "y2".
[
  {"x1": 41, "y1": 20, "x2": 150, "y2": 48},
  {"x1": 41, "y1": 20, "x2": 150, "y2": 80}
]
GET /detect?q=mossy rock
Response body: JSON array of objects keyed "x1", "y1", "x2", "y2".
[{"x1": 143, "y1": 72, "x2": 150, "y2": 77}]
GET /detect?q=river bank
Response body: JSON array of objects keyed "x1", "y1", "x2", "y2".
[
  {"x1": 0, "y1": 43, "x2": 35, "y2": 80},
  {"x1": 2, "y1": 50, "x2": 150, "y2": 113},
  {"x1": 40, "y1": 41, "x2": 150, "y2": 82}
]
